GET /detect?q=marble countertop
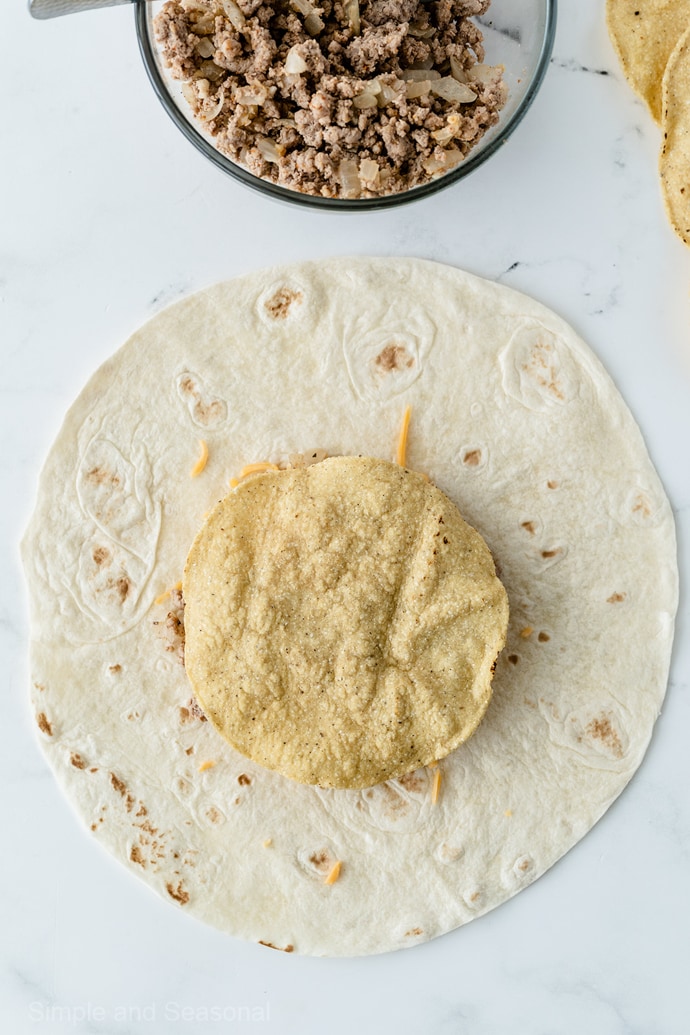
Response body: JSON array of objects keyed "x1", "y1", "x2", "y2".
[{"x1": 2, "y1": 1, "x2": 689, "y2": 1033}]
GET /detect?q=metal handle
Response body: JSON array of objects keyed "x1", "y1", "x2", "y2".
[{"x1": 29, "y1": 0, "x2": 134, "y2": 19}]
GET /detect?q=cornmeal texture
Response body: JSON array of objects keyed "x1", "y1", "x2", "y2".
[{"x1": 183, "y1": 455, "x2": 509, "y2": 788}]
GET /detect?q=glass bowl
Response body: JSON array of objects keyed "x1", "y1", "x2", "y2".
[{"x1": 136, "y1": 0, "x2": 556, "y2": 211}]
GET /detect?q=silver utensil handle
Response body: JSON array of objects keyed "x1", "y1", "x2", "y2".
[{"x1": 29, "y1": 0, "x2": 133, "y2": 19}]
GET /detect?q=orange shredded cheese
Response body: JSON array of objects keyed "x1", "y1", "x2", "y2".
[
  {"x1": 191, "y1": 439, "x2": 209, "y2": 478},
  {"x1": 427, "y1": 759, "x2": 439, "y2": 768},
  {"x1": 519, "y1": 626, "x2": 533, "y2": 639},
  {"x1": 154, "y1": 580, "x2": 182, "y2": 606},
  {"x1": 198, "y1": 760, "x2": 216, "y2": 773},
  {"x1": 324, "y1": 861, "x2": 342, "y2": 885},
  {"x1": 262, "y1": 838, "x2": 273, "y2": 848},
  {"x1": 240, "y1": 462, "x2": 280, "y2": 478},
  {"x1": 229, "y1": 462, "x2": 280, "y2": 488},
  {"x1": 504, "y1": 808, "x2": 513, "y2": 818},
  {"x1": 431, "y1": 768, "x2": 442, "y2": 804},
  {"x1": 396, "y1": 405, "x2": 411, "y2": 467}
]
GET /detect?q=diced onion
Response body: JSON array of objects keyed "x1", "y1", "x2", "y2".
[
  {"x1": 353, "y1": 92, "x2": 378, "y2": 109},
  {"x1": 358, "y1": 158, "x2": 379, "y2": 183},
  {"x1": 467, "y1": 63, "x2": 504, "y2": 85},
  {"x1": 430, "y1": 77, "x2": 477, "y2": 102},
  {"x1": 402, "y1": 69, "x2": 441, "y2": 81},
  {"x1": 449, "y1": 55, "x2": 468, "y2": 83},
  {"x1": 200, "y1": 88, "x2": 225, "y2": 122},
  {"x1": 195, "y1": 38, "x2": 215, "y2": 59},
  {"x1": 284, "y1": 46, "x2": 309, "y2": 74},
  {"x1": 378, "y1": 82, "x2": 399, "y2": 104},
  {"x1": 408, "y1": 21, "x2": 435, "y2": 39},
  {"x1": 305, "y1": 12, "x2": 325, "y2": 34},
  {"x1": 345, "y1": 0, "x2": 360, "y2": 35},
  {"x1": 291, "y1": 0, "x2": 324, "y2": 34},
  {"x1": 405, "y1": 79, "x2": 431, "y2": 99},
  {"x1": 407, "y1": 57, "x2": 435, "y2": 71},
  {"x1": 181, "y1": 81, "x2": 197, "y2": 105},
  {"x1": 197, "y1": 60, "x2": 225, "y2": 83},
  {"x1": 235, "y1": 82, "x2": 269, "y2": 106},
  {"x1": 222, "y1": 0, "x2": 246, "y2": 31},
  {"x1": 423, "y1": 153, "x2": 447, "y2": 174},
  {"x1": 257, "y1": 137, "x2": 283, "y2": 164},
  {"x1": 338, "y1": 158, "x2": 361, "y2": 197}
]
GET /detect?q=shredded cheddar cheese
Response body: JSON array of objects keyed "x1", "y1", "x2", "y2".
[
  {"x1": 396, "y1": 404, "x2": 411, "y2": 467},
  {"x1": 431, "y1": 767, "x2": 442, "y2": 804},
  {"x1": 240, "y1": 462, "x2": 280, "y2": 478},
  {"x1": 198, "y1": 760, "x2": 216, "y2": 772},
  {"x1": 229, "y1": 462, "x2": 280, "y2": 489},
  {"x1": 191, "y1": 439, "x2": 209, "y2": 477},
  {"x1": 427, "y1": 759, "x2": 439, "y2": 768},
  {"x1": 519, "y1": 626, "x2": 533, "y2": 639},
  {"x1": 154, "y1": 580, "x2": 182, "y2": 606},
  {"x1": 504, "y1": 808, "x2": 513, "y2": 818},
  {"x1": 262, "y1": 838, "x2": 273, "y2": 848},
  {"x1": 324, "y1": 860, "x2": 342, "y2": 885}
]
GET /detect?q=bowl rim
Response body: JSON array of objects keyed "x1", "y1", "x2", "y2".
[{"x1": 135, "y1": 0, "x2": 557, "y2": 211}]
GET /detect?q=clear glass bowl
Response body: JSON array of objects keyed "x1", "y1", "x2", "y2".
[{"x1": 136, "y1": 0, "x2": 557, "y2": 211}]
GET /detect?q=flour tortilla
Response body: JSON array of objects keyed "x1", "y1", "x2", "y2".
[{"x1": 22, "y1": 258, "x2": 677, "y2": 957}]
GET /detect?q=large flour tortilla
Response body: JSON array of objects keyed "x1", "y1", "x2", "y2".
[{"x1": 23, "y1": 258, "x2": 677, "y2": 956}]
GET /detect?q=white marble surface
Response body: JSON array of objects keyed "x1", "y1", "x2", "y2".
[{"x1": 2, "y1": 1, "x2": 689, "y2": 1033}]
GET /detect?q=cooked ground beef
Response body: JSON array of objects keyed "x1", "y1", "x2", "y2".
[{"x1": 155, "y1": 0, "x2": 507, "y2": 198}]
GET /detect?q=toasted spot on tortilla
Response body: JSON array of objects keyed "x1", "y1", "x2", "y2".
[
  {"x1": 85, "y1": 466, "x2": 120, "y2": 487},
  {"x1": 92, "y1": 546, "x2": 111, "y2": 566},
  {"x1": 110, "y1": 772, "x2": 136, "y2": 812},
  {"x1": 405, "y1": 927, "x2": 423, "y2": 937},
  {"x1": 607, "y1": 592, "x2": 626, "y2": 603},
  {"x1": 166, "y1": 881, "x2": 190, "y2": 905},
  {"x1": 130, "y1": 845, "x2": 146, "y2": 867},
  {"x1": 521, "y1": 520, "x2": 537, "y2": 535},
  {"x1": 398, "y1": 770, "x2": 425, "y2": 793},
  {"x1": 265, "y1": 287, "x2": 302, "y2": 319},
  {"x1": 463, "y1": 449, "x2": 482, "y2": 467},
  {"x1": 116, "y1": 576, "x2": 131, "y2": 602},
  {"x1": 258, "y1": 941, "x2": 294, "y2": 952},
  {"x1": 36, "y1": 712, "x2": 53, "y2": 736},
  {"x1": 177, "y1": 372, "x2": 228, "y2": 428},
  {"x1": 183, "y1": 457, "x2": 508, "y2": 789},
  {"x1": 537, "y1": 631, "x2": 550, "y2": 643},
  {"x1": 70, "y1": 753, "x2": 86, "y2": 769},
  {"x1": 584, "y1": 714, "x2": 624, "y2": 758},
  {"x1": 237, "y1": 773, "x2": 252, "y2": 786},
  {"x1": 374, "y1": 343, "x2": 414, "y2": 373}
]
